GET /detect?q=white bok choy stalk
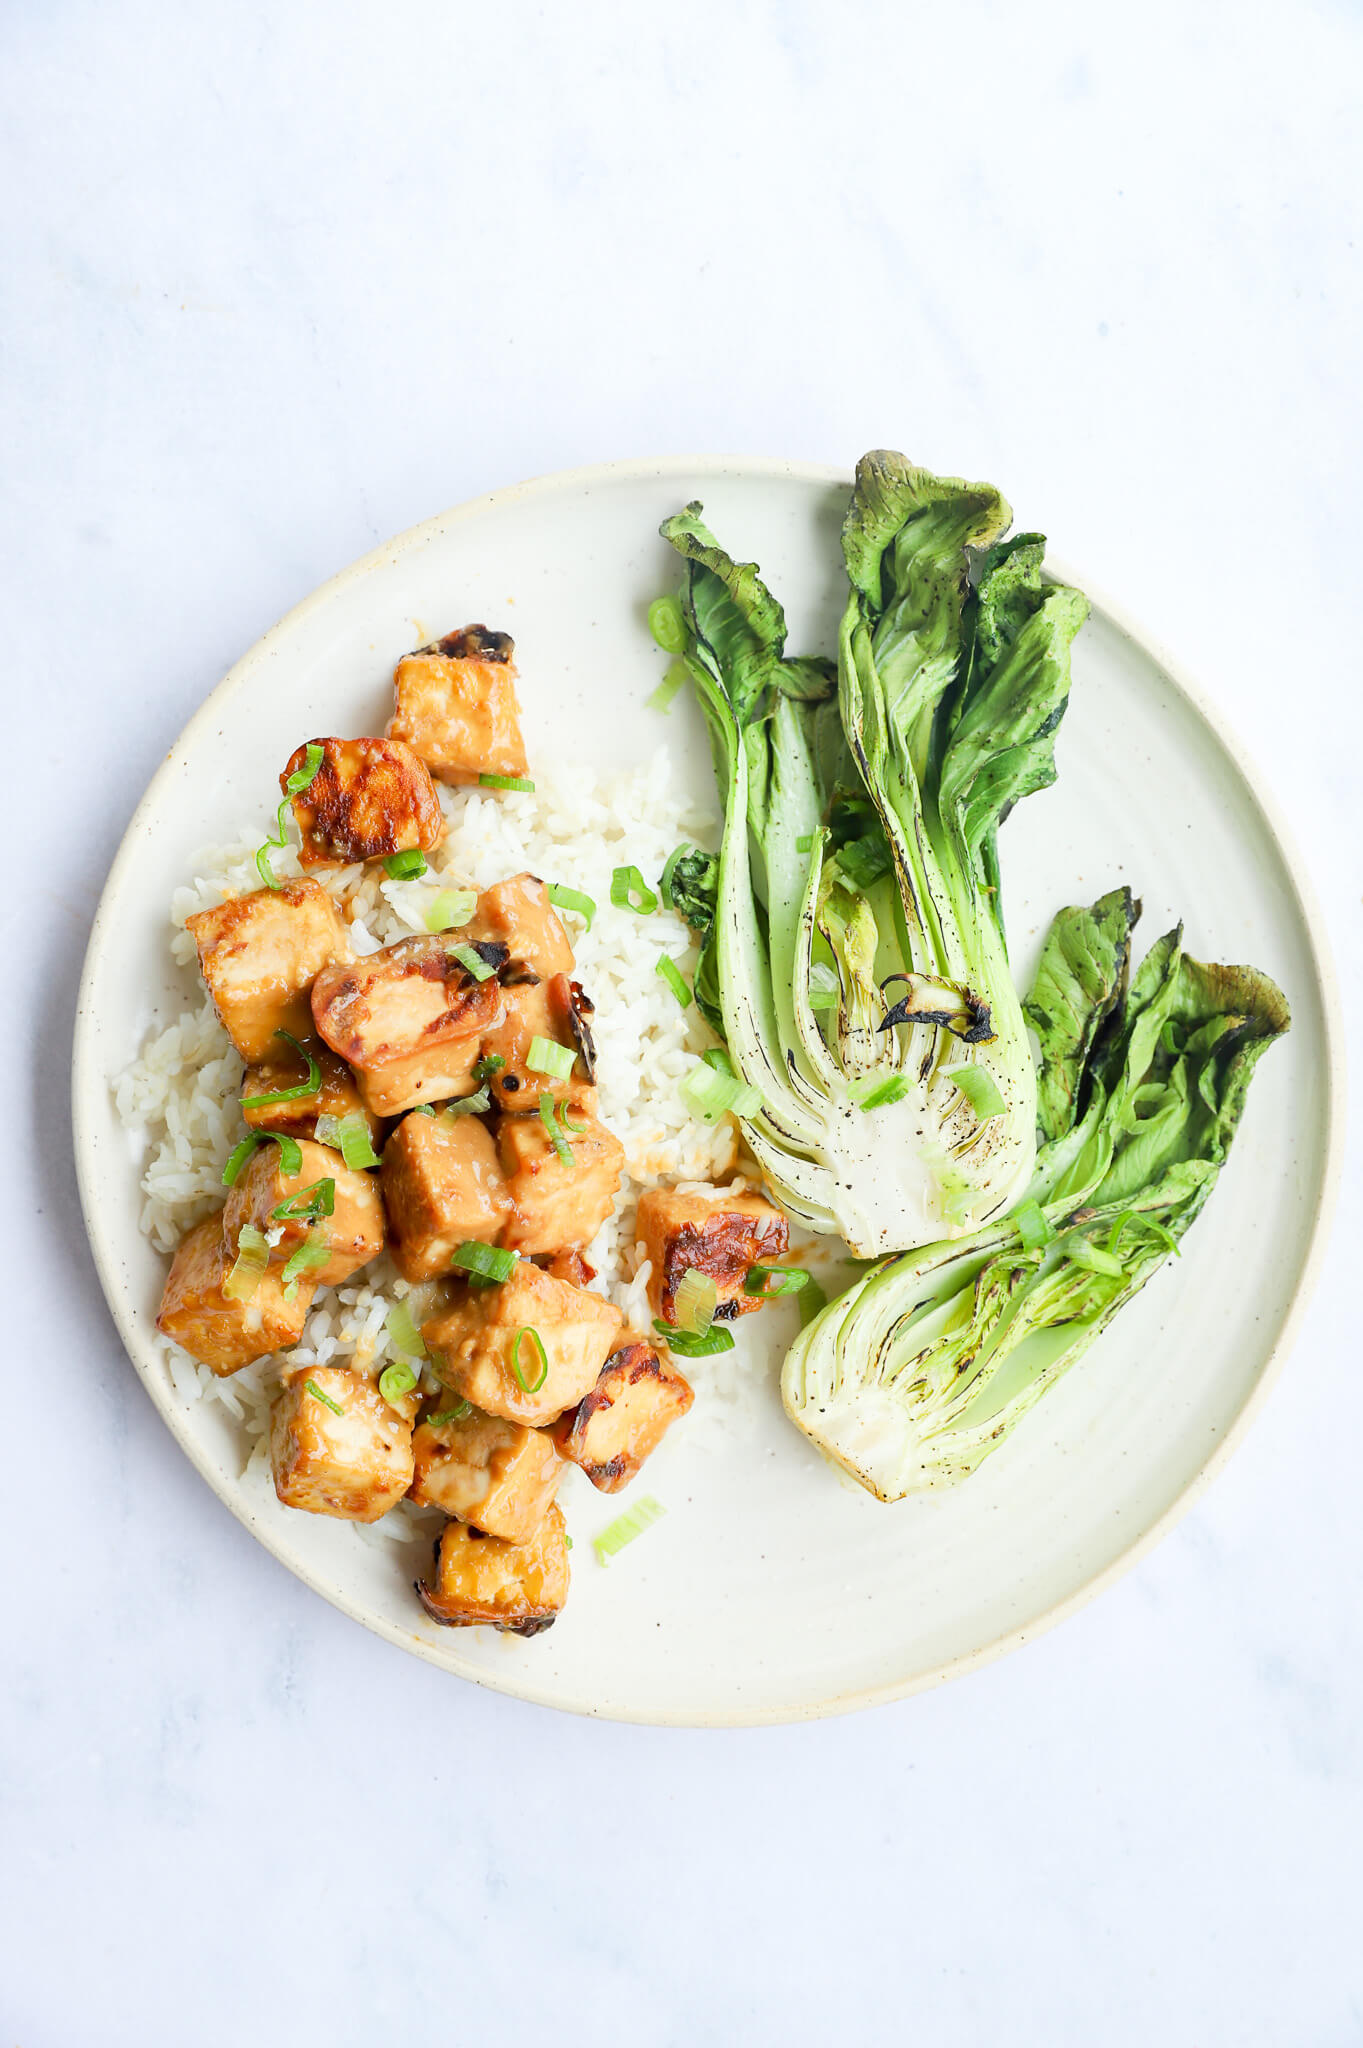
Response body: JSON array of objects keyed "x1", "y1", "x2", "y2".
[{"x1": 780, "y1": 887, "x2": 1290, "y2": 1499}]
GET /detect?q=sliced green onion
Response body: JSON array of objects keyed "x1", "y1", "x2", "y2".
[
  {"x1": 1064, "y1": 1236, "x2": 1126, "y2": 1279},
  {"x1": 281, "y1": 1237, "x2": 331, "y2": 1289},
  {"x1": 385, "y1": 1300, "x2": 427, "y2": 1360},
  {"x1": 256, "y1": 746, "x2": 322, "y2": 891},
  {"x1": 333, "y1": 1111, "x2": 380, "y2": 1171},
  {"x1": 443, "y1": 1087, "x2": 492, "y2": 1119},
  {"x1": 538, "y1": 1090, "x2": 575, "y2": 1167},
  {"x1": 383, "y1": 849, "x2": 428, "y2": 880},
  {"x1": 949, "y1": 1067, "x2": 1006, "y2": 1121},
  {"x1": 560, "y1": 1105, "x2": 589, "y2": 1135},
  {"x1": 526, "y1": 1036, "x2": 576, "y2": 1082},
  {"x1": 305, "y1": 1376, "x2": 344, "y2": 1416},
  {"x1": 378, "y1": 1360, "x2": 417, "y2": 1406},
  {"x1": 743, "y1": 1264, "x2": 811, "y2": 1298},
  {"x1": 796, "y1": 1276, "x2": 829, "y2": 1328},
  {"x1": 472, "y1": 1054, "x2": 505, "y2": 1082},
  {"x1": 478, "y1": 773, "x2": 535, "y2": 792},
  {"x1": 795, "y1": 833, "x2": 814, "y2": 854},
  {"x1": 450, "y1": 1241, "x2": 519, "y2": 1283},
  {"x1": 547, "y1": 883, "x2": 596, "y2": 929},
  {"x1": 646, "y1": 660, "x2": 689, "y2": 713},
  {"x1": 511, "y1": 1326, "x2": 549, "y2": 1394},
  {"x1": 271, "y1": 1177, "x2": 336, "y2": 1224},
  {"x1": 221, "y1": 1130, "x2": 302, "y2": 1187},
  {"x1": 426, "y1": 1402, "x2": 472, "y2": 1427},
  {"x1": 450, "y1": 943, "x2": 496, "y2": 982},
  {"x1": 807, "y1": 962, "x2": 839, "y2": 1012},
  {"x1": 564, "y1": 1535, "x2": 574, "y2": 1550},
  {"x1": 424, "y1": 888, "x2": 477, "y2": 933},
  {"x1": 244, "y1": 1028, "x2": 322, "y2": 1108},
  {"x1": 1014, "y1": 1199, "x2": 1055, "y2": 1253},
  {"x1": 610, "y1": 864, "x2": 658, "y2": 914},
  {"x1": 851, "y1": 1073, "x2": 910, "y2": 1112},
  {"x1": 679, "y1": 1060, "x2": 763, "y2": 1125},
  {"x1": 658, "y1": 844, "x2": 688, "y2": 899},
  {"x1": 593, "y1": 1494, "x2": 666, "y2": 1566},
  {"x1": 222, "y1": 1224, "x2": 270, "y2": 1303},
  {"x1": 655, "y1": 955, "x2": 691, "y2": 1009},
  {"x1": 653, "y1": 1320, "x2": 735, "y2": 1357},
  {"x1": 409, "y1": 1104, "x2": 437, "y2": 1116},
  {"x1": 672, "y1": 1267, "x2": 717, "y2": 1336},
  {"x1": 287, "y1": 743, "x2": 325, "y2": 796},
  {"x1": 647, "y1": 595, "x2": 686, "y2": 652}
]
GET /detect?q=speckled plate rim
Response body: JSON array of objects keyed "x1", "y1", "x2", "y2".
[{"x1": 72, "y1": 454, "x2": 1347, "y2": 1726}]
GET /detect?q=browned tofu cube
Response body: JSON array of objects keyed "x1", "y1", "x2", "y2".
[
  {"x1": 422, "y1": 1260, "x2": 623, "y2": 1426},
  {"x1": 466, "y1": 873, "x2": 574, "y2": 977},
  {"x1": 270, "y1": 1364, "x2": 416, "y2": 1522},
  {"x1": 282, "y1": 735, "x2": 445, "y2": 868},
  {"x1": 389, "y1": 626, "x2": 527, "y2": 786},
  {"x1": 223, "y1": 1135, "x2": 385, "y2": 1286},
  {"x1": 416, "y1": 1504, "x2": 569, "y2": 1635},
  {"x1": 187, "y1": 878, "x2": 353, "y2": 1063},
  {"x1": 549, "y1": 1334, "x2": 693, "y2": 1491},
  {"x1": 381, "y1": 1112, "x2": 512, "y2": 1281},
  {"x1": 496, "y1": 1105, "x2": 624, "y2": 1255},
  {"x1": 636, "y1": 1185, "x2": 790, "y2": 1325},
  {"x1": 241, "y1": 1035, "x2": 384, "y2": 1146},
  {"x1": 409, "y1": 1407, "x2": 562, "y2": 1542},
  {"x1": 479, "y1": 975, "x2": 594, "y2": 1113},
  {"x1": 156, "y1": 1215, "x2": 313, "y2": 1374},
  {"x1": 311, "y1": 934, "x2": 506, "y2": 1116}
]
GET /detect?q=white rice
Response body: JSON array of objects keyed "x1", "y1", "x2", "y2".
[{"x1": 114, "y1": 748, "x2": 758, "y2": 1551}]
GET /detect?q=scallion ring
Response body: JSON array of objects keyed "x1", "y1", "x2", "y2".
[
  {"x1": 646, "y1": 661, "x2": 689, "y2": 713},
  {"x1": 672, "y1": 1267, "x2": 717, "y2": 1336},
  {"x1": 1014, "y1": 1199, "x2": 1055, "y2": 1253},
  {"x1": 243, "y1": 1029, "x2": 322, "y2": 1108},
  {"x1": 271, "y1": 1177, "x2": 336, "y2": 1225},
  {"x1": 511, "y1": 1326, "x2": 549, "y2": 1394},
  {"x1": 526, "y1": 1036, "x2": 576, "y2": 1082},
  {"x1": 743, "y1": 1264, "x2": 811, "y2": 1298},
  {"x1": 652, "y1": 1319, "x2": 735, "y2": 1357},
  {"x1": 948, "y1": 1066, "x2": 1006, "y2": 1122},
  {"x1": 450, "y1": 943, "x2": 496, "y2": 983},
  {"x1": 478, "y1": 773, "x2": 535, "y2": 792},
  {"x1": 450, "y1": 1241, "x2": 519, "y2": 1283},
  {"x1": 424, "y1": 888, "x2": 477, "y2": 933},
  {"x1": 538, "y1": 1090, "x2": 575, "y2": 1167},
  {"x1": 426, "y1": 1402, "x2": 472, "y2": 1427},
  {"x1": 850, "y1": 1073, "x2": 910, "y2": 1112},
  {"x1": 547, "y1": 883, "x2": 596, "y2": 930},
  {"x1": 655, "y1": 955, "x2": 691, "y2": 1008},
  {"x1": 383, "y1": 848, "x2": 428, "y2": 880},
  {"x1": 305, "y1": 1377, "x2": 344, "y2": 1416},
  {"x1": 609, "y1": 864, "x2": 658, "y2": 914},
  {"x1": 592, "y1": 1495, "x2": 665, "y2": 1565},
  {"x1": 378, "y1": 1360, "x2": 417, "y2": 1406}
]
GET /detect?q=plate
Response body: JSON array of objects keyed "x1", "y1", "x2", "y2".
[{"x1": 73, "y1": 457, "x2": 1344, "y2": 1725}]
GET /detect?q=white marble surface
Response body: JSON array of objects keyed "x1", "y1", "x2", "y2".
[{"x1": 4, "y1": 2, "x2": 1360, "y2": 2040}]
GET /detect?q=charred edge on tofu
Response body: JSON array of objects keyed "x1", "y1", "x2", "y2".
[
  {"x1": 417, "y1": 625, "x2": 514, "y2": 664},
  {"x1": 660, "y1": 1217, "x2": 783, "y2": 1322},
  {"x1": 414, "y1": 1535, "x2": 559, "y2": 1639},
  {"x1": 501, "y1": 960, "x2": 542, "y2": 989},
  {"x1": 566, "y1": 981, "x2": 597, "y2": 1082}
]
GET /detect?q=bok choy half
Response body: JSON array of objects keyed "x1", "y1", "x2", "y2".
[
  {"x1": 661, "y1": 450, "x2": 1090, "y2": 1257},
  {"x1": 780, "y1": 889, "x2": 1290, "y2": 1499}
]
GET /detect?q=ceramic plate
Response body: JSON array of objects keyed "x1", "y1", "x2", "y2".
[{"x1": 73, "y1": 458, "x2": 1343, "y2": 1725}]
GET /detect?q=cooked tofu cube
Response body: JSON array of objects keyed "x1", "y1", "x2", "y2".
[
  {"x1": 310, "y1": 934, "x2": 506, "y2": 1115},
  {"x1": 223, "y1": 1135, "x2": 385, "y2": 1286},
  {"x1": 549, "y1": 1335, "x2": 693, "y2": 1492},
  {"x1": 282, "y1": 735, "x2": 444, "y2": 868},
  {"x1": 497, "y1": 1105, "x2": 624, "y2": 1255},
  {"x1": 389, "y1": 626, "x2": 527, "y2": 786},
  {"x1": 187, "y1": 878, "x2": 353, "y2": 1063},
  {"x1": 409, "y1": 1407, "x2": 562, "y2": 1542},
  {"x1": 536, "y1": 1246, "x2": 595, "y2": 1287},
  {"x1": 241, "y1": 1035, "x2": 384, "y2": 1146},
  {"x1": 156, "y1": 1215, "x2": 313, "y2": 1374},
  {"x1": 381, "y1": 1112, "x2": 512, "y2": 1281},
  {"x1": 422, "y1": 1259, "x2": 623, "y2": 1426},
  {"x1": 466, "y1": 873, "x2": 574, "y2": 978},
  {"x1": 270, "y1": 1364, "x2": 416, "y2": 1522},
  {"x1": 480, "y1": 974, "x2": 593, "y2": 1112},
  {"x1": 416, "y1": 1504, "x2": 569, "y2": 1635},
  {"x1": 636, "y1": 1184, "x2": 790, "y2": 1324}
]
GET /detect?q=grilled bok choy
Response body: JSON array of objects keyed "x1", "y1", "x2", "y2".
[
  {"x1": 781, "y1": 888, "x2": 1289, "y2": 1498},
  {"x1": 661, "y1": 451, "x2": 1089, "y2": 1256}
]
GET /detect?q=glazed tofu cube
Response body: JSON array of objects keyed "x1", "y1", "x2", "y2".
[
  {"x1": 241, "y1": 1035, "x2": 384, "y2": 1146},
  {"x1": 549, "y1": 1335, "x2": 693, "y2": 1492},
  {"x1": 310, "y1": 934, "x2": 505, "y2": 1115},
  {"x1": 223, "y1": 1135, "x2": 385, "y2": 1286},
  {"x1": 416, "y1": 1504, "x2": 570, "y2": 1635},
  {"x1": 389, "y1": 626, "x2": 527, "y2": 786},
  {"x1": 187, "y1": 878, "x2": 353, "y2": 1063},
  {"x1": 466, "y1": 873, "x2": 574, "y2": 978},
  {"x1": 156, "y1": 1215, "x2": 313, "y2": 1375},
  {"x1": 409, "y1": 1407, "x2": 562, "y2": 1542},
  {"x1": 636, "y1": 1184, "x2": 790, "y2": 1325},
  {"x1": 422, "y1": 1259, "x2": 623, "y2": 1426},
  {"x1": 282, "y1": 735, "x2": 444, "y2": 868},
  {"x1": 270, "y1": 1365, "x2": 416, "y2": 1522},
  {"x1": 381, "y1": 1112, "x2": 512, "y2": 1282},
  {"x1": 497, "y1": 1105, "x2": 624, "y2": 1255},
  {"x1": 480, "y1": 974, "x2": 595, "y2": 1113}
]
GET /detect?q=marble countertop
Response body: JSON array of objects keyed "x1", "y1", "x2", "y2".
[{"x1": 4, "y1": 3, "x2": 1359, "y2": 2041}]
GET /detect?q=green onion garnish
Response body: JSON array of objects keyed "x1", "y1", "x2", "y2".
[
  {"x1": 255, "y1": 743, "x2": 324, "y2": 889},
  {"x1": 443, "y1": 1087, "x2": 492, "y2": 1119},
  {"x1": 948, "y1": 1067, "x2": 1006, "y2": 1122},
  {"x1": 383, "y1": 849, "x2": 428, "y2": 880},
  {"x1": 1064, "y1": 1236, "x2": 1126, "y2": 1279},
  {"x1": 658, "y1": 843, "x2": 687, "y2": 900},
  {"x1": 653, "y1": 1320, "x2": 735, "y2": 1357},
  {"x1": 646, "y1": 660, "x2": 689, "y2": 713},
  {"x1": 450, "y1": 1241, "x2": 519, "y2": 1283},
  {"x1": 538, "y1": 1090, "x2": 575, "y2": 1167},
  {"x1": 221, "y1": 1130, "x2": 301, "y2": 1186},
  {"x1": 271, "y1": 1177, "x2": 336, "y2": 1224},
  {"x1": 807, "y1": 962, "x2": 839, "y2": 1012},
  {"x1": 672, "y1": 1267, "x2": 717, "y2": 1336},
  {"x1": 222, "y1": 1224, "x2": 270, "y2": 1303},
  {"x1": 409, "y1": 1104, "x2": 437, "y2": 1116},
  {"x1": 679, "y1": 1061, "x2": 763, "y2": 1125},
  {"x1": 450, "y1": 943, "x2": 496, "y2": 982},
  {"x1": 378, "y1": 1360, "x2": 417, "y2": 1405},
  {"x1": 281, "y1": 1237, "x2": 331, "y2": 1289},
  {"x1": 526, "y1": 1036, "x2": 576, "y2": 1082},
  {"x1": 647, "y1": 595, "x2": 686, "y2": 652},
  {"x1": 478, "y1": 773, "x2": 535, "y2": 792},
  {"x1": 385, "y1": 1300, "x2": 427, "y2": 1360},
  {"x1": 796, "y1": 1276, "x2": 829, "y2": 1328},
  {"x1": 333, "y1": 1111, "x2": 380, "y2": 1171},
  {"x1": 593, "y1": 1495, "x2": 666, "y2": 1566},
  {"x1": 851, "y1": 1073, "x2": 910, "y2": 1112},
  {"x1": 426, "y1": 1402, "x2": 472, "y2": 1427},
  {"x1": 305, "y1": 1377, "x2": 344, "y2": 1416},
  {"x1": 424, "y1": 888, "x2": 477, "y2": 933},
  {"x1": 655, "y1": 955, "x2": 691, "y2": 1008},
  {"x1": 743, "y1": 1264, "x2": 811, "y2": 1298},
  {"x1": 610, "y1": 864, "x2": 658, "y2": 914},
  {"x1": 511, "y1": 1326, "x2": 549, "y2": 1394},
  {"x1": 244, "y1": 1028, "x2": 322, "y2": 1108},
  {"x1": 795, "y1": 833, "x2": 814, "y2": 854},
  {"x1": 547, "y1": 883, "x2": 596, "y2": 929},
  {"x1": 288, "y1": 743, "x2": 325, "y2": 795},
  {"x1": 1014, "y1": 1199, "x2": 1054, "y2": 1252},
  {"x1": 472, "y1": 1054, "x2": 505, "y2": 1082}
]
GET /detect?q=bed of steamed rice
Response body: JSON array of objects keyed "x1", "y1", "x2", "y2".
[{"x1": 113, "y1": 748, "x2": 760, "y2": 1549}]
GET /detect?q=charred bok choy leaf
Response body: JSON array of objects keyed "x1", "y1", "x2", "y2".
[
  {"x1": 780, "y1": 888, "x2": 1289, "y2": 1498},
  {"x1": 660, "y1": 450, "x2": 1089, "y2": 1255}
]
